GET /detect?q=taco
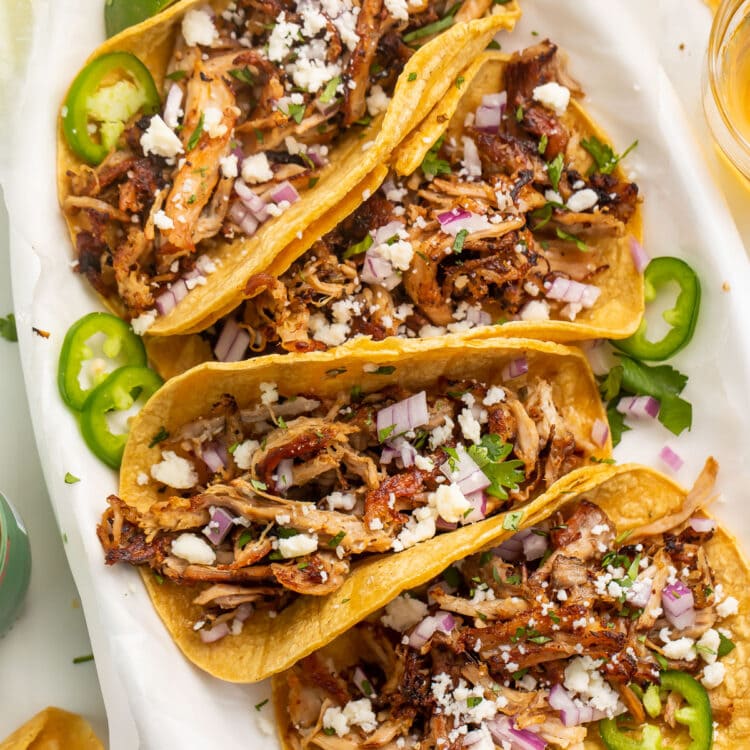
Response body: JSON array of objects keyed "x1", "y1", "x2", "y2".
[
  {"x1": 273, "y1": 457, "x2": 749, "y2": 750},
  {"x1": 57, "y1": 0, "x2": 519, "y2": 336},
  {"x1": 97, "y1": 336, "x2": 609, "y2": 680},
  {"x1": 0, "y1": 707, "x2": 103, "y2": 750},
  {"x1": 143, "y1": 41, "x2": 643, "y2": 380}
]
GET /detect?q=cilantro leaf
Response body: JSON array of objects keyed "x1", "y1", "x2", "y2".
[
  {"x1": 618, "y1": 356, "x2": 688, "y2": 400},
  {"x1": 343, "y1": 233, "x2": 373, "y2": 260},
  {"x1": 468, "y1": 434, "x2": 524, "y2": 500},
  {"x1": 0, "y1": 313, "x2": 17, "y2": 342},
  {"x1": 503, "y1": 510, "x2": 524, "y2": 531},
  {"x1": 187, "y1": 112, "x2": 204, "y2": 151},
  {"x1": 229, "y1": 67, "x2": 255, "y2": 85},
  {"x1": 64, "y1": 472, "x2": 80, "y2": 484},
  {"x1": 581, "y1": 135, "x2": 638, "y2": 175},
  {"x1": 657, "y1": 395, "x2": 692, "y2": 436},
  {"x1": 718, "y1": 633, "x2": 736, "y2": 658},
  {"x1": 555, "y1": 227, "x2": 588, "y2": 252},
  {"x1": 599, "y1": 364, "x2": 623, "y2": 402},
  {"x1": 606, "y1": 405, "x2": 630, "y2": 448},
  {"x1": 285, "y1": 102, "x2": 306, "y2": 124},
  {"x1": 148, "y1": 427, "x2": 170, "y2": 448},
  {"x1": 452, "y1": 229, "x2": 468, "y2": 253},
  {"x1": 421, "y1": 136, "x2": 451, "y2": 178},
  {"x1": 547, "y1": 153, "x2": 564, "y2": 191},
  {"x1": 320, "y1": 76, "x2": 341, "y2": 104}
]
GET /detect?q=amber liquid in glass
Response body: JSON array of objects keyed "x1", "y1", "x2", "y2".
[{"x1": 718, "y1": 15, "x2": 750, "y2": 142}]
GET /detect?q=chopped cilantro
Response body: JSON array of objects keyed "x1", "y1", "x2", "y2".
[
  {"x1": 0, "y1": 313, "x2": 17, "y2": 342},
  {"x1": 528, "y1": 635, "x2": 552, "y2": 644},
  {"x1": 378, "y1": 424, "x2": 396, "y2": 443},
  {"x1": 254, "y1": 128, "x2": 264, "y2": 143},
  {"x1": 372, "y1": 365, "x2": 396, "y2": 375},
  {"x1": 512, "y1": 668, "x2": 529, "y2": 680},
  {"x1": 323, "y1": 728, "x2": 337, "y2": 736},
  {"x1": 228, "y1": 442, "x2": 239, "y2": 454},
  {"x1": 229, "y1": 67, "x2": 255, "y2": 85},
  {"x1": 154, "y1": 573, "x2": 164, "y2": 584},
  {"x1": 166, "y1": 70, "x2": 187, "y2": 81},
  {"x1": 251, "y1": 479, "x2": 267, "y2": 491},
  {"x1": 599, "y1": 365, "x2": 624, "y2": 402},
  {"x1": 237, "y1": 529, "x2": 254, "y2": 549},
  {"x1": 255, "y1": 699, "x2": 269, "y2": 711},
  {"x1": 555, "y1": 227, "x2": 588, "y2": 252},
  {"x1": 467, "y1": 434, "x2": 525, "y2": 500},
  {"x1": 421, "y1": 136, "x2": 451, "y2": 178},
  {"x1": 343, "y1": 233, "x2": 374, "y2": 259},
  {"x1": 718, "y1": 633, "x2": 736, "y2": 658},
  {"x1": 581, "y1": 135, "x2": 638, "y2": 175},
  {"x1": 615, "y1": 529, "x2": 633, "y2": 544},
  {"x1": 479, "y1": 550, "x2": 492, "y2": 565},
  {"x1": 452, "y1": 228, "x2": 468, "y2": 254},
  {"x1": 320, "y1": 76, "x2": 341, "y2": 103},
  {"x1": 537, "y1": 134, "x2": 548, "y2": 155},
  {"x1": 73, "y1": 654, "x2": 94, "y2": 664},
  {"x1": 355, "y1": 114, "x2": 372, "y2": 126},
  {"x1": 268, "y1": 551, "x2": 283, "y2": 560},
  {"x1": 529, "y1": 201, "x2": 560, "y2": 231},
  {"x1": 503, "y1": 510, "x2": 524, "y2": 531},
  {"x1": 186, "y1": 112, "x2": 204, "y2": 151},
  {"x1": 308, "y1": 176, "x2": 319, "y2": 189},
  {"x1": 407, "y1": 72, "x2": 418, "y2": 82},
  {"x1": 276, "y1": 415, "x2": 288, "y2": 430},
  {"x1": 404, "y1": 12, "x2": 454, "y2": 43},
  {"x1": 590, "y1": 456, "x2": 616, "y2": 464},
  {"x1": 455, "y1": 75, "x2": 465, "y2": 89},
  {"x1": 148, "y1": 427, "x2": 169, "y2": 448},
  {"x1": 326, "y1": 367, "x2": 347, "y2": 377},
  {"x1": 515, "y1": 105, "x2": 524, "y2": 122},
  {"x1": 64, "y1": 472, "x2": 80, "y2": 484},
  {"x1": 547, "y1": 153, "x2": 564, "y2": 191},
  {"x1": 443, "y1": 566, "x2": 461, "y2": 588},
  {"x1": 486, "y1": 40, "x2": 501, "y2": 50},
  {"x1": 328, "y1": 531, "x2": 345, "y2": 547},
  {"x1": 351, "y1": 385, "x2": 363, "y2": 401},
  {"x1": 297, "y1": 562, "x2": 309, "y2": 570},
  {"x1": 277, "y1": 527, "x2": 299, "y2": 538},
  {"x1": 285, "y1": 102, "x2": 306, "y2": 124},
  {"x1": 466, "y1": 696, "x2": 483, "y2": 708},
  {"x1": 360, "y1": 679, "x2": 374, "y2": 696}
]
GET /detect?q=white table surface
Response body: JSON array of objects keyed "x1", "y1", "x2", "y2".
[{"x1": 0, "y1": 0, "x2": 746, "y2": 744}]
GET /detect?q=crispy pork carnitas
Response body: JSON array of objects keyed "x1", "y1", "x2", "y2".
[
  {"x1": 62, "y1": 0, "x2": 511, "y2": 329},
  {"x1": 199, "y1": 41, "x2": 640, "y2": 362},
  {"x1": 98, "y1": 373, "x2": 593, "y2": 639},
  {"x1": 276, "y1": 462, "x2": 740, "y2": 750}
]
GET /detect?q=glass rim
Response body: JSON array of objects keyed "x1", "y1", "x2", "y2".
[{"x1": 706, "y1": 0, "x2": 750, "y2": 157}]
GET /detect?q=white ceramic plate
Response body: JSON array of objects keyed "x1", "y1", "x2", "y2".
[{"x1": 4, "y1": 0, "x2": 750, "y2": 747}]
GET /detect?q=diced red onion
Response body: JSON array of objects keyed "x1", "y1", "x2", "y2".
[
  {"x1": 545, "y1": 277, "x2": 601, "y2": 308},
  {"x1": 463, "y1": 730, "x2": 488, "y2": 746},
  {"x1": 214, "y1": 318, "x2": 240, "y2": 361},
  {"x1": 225, "y1": 327, "x2": 250, "y2": 362},
  {"x1": 196, "y1": 255, "x2": 216, "y2": 275},
  {"x1": 373, "y1": 221, "x2": 405, "y2": 246},
  {"x1": 577, "y1": 705, "x2": 609, "y2": 724},
  {"x1": 171, "y1": 278, "x2": 188, "y2": 303},
  {"x1": 314, "y1": 98, "x2": 339, "y2": 116},
  {"x1": 585, "y1": 339, "x2": 617, "y2": 377},
  {"x1": 482, "y1": 92, "x2": 507, "y2": 109},
  {"x1": 231, "y1": 145, "x2": 244, "y2": 164},
  {"x1": 659, "y1": 445, "x2": 684, "y2": 472},
  {"x1": 436, "y1": 208, "x2": 491, "y2": 237},
  {"x1": 376, "y1": 392, "x2": 429, "y2": 439},
  {"x1": 155, "y1": 289, "x2": 176, "y2": 316},
  {"x1": 440, "y1": 446, "x2": 490, "y2": 498},
  {"x1": 408, "y1": 611, "x2": 455, "y2": 649},
  {"x1": 502, "y1": 356, "x2": 528, "y2": 381},
  {"x1": 353, "y1": 666, "x2": 376, "y2": 698},
  {"x1": 307, "y1": 145, "x2": 328, "y2": 168},
  {"x1": 549, "y1": 684, "x2": 580, "y2": 726},
  {"x1": 522, "y1": 531, "x2": 548, "y2": 561},
  {"x1": 182, "y1": 267, "x2": 202, "y2": 282},
  {"x1": 270, "y1": 180, "x2": 300, "y2": 205},
  {"x1": 228, "y1": 201, "x2": 260, "y2": 236},
  {"x1": 381, "y1": 437, "x2": 417, "y2": 468},
  {"x1": 689, "y1": 516, "x2": 716, "y2": 534},
  {"x1": 629, "y1": 235, "x2": 649, "y2": 273},
  {"x1": 202, "y1": 506, "x2": 234, "y2": 545},
  {"x1": 591, "y1": 418, "x2": 610, "y2": 448},
  {"x1": 201, "y1": 441, "x2": 227, "y2": 473},
  {"x1": 662, "y1": 580, "x2": 695, "y2": 629},
  {"x1": 461, "y1": 491, "x2": 487, "y2": 524},
  {"x1": 436, "y1": 517, "x2": 459, "y2": 531},
  {"x1": 616, "y1": 395, "x2": 660, "y2": 420},
  {"x1": 234, "y1": 181, "x2": 270, "y2": 222},
  {"x1": 474, "y1": 104, "x2": 503, "y2": 131},
  {"x1": 465, "y1": 306, "x2": 492, "y2": 326},
  {"x1": 276, "y1": 458, "x2": 294, "y2": 491},
  {"x1": 487, "y1": 717, "x2": 547, "y2": 749},
  {"x1": 199, "y1": 622, "x2": 230, "y2": 643},
  {"x1": 462, "y1": 136, "x2": 482, "y2": 177},
  {"x1": 493, "y1": 535, "x2": 524, "y2": 562},
  {"x1": 234, "y1": 603, "x2": 254, "y2": 622},
  {"x1": 163, "y1": 83, "x2": 184, "y2": 129},
  {"x1": 360, "y1": 249, "x2": 401, "y2": 290}
]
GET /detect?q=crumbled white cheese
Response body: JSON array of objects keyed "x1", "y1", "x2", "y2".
[
  {"x1": 233, "y1": 439, "x2": 259, "y2": 470},
  {"x1": 696, "y1": 629, "x2": 720, "y2": 664},
  {"x1": 430, "y1": 483, "x2": 470, "y2": 524},
  {"x1": 220, "y1": 154, "x2": 239, "y2": 179},
  {"x1": 717, "y1": 596, "x2": 739, "y2": 618},
  {"x1": 662, "y1": 637, "x2": 697, "y2": 661},
  {"x1": 140, "y1": 115, "x2": 184, "y2": 158},
  {"x1": 701, "y1": 661, "x2": 726, "y2": 689},
  {"x1": 325, "y1": 491, "x2": 357, "y2": 511},
  {"x1": 567, "y1": 188, "x2": 599, "y2": 213},
  {"x1": 278, "y1": 532, "x2": 318, "y2": 558},
  {"x1": 151, "y1": 451, "x2": 198, "y2": 489},
  {"x1": 323, "y1": 699, "x2": 377, "y2": 737},
  {"x1": 563, "y1": 656, "x2": 623, "y2": 716},
  {"x1": 153, "y1": 209, "x2": 174, "y2": 230},
  {"x1": 384, "y1": 0, "x2": 409, "y2": 20},
  {"x1": 391, "y1": 506, "x2": 437, "y2": 551},
  {"x1": 519, "y1": 299, "x2": 550, "y2": 321},
  {"x1": 414, "y1": 454, "x2": 435, "y2": 471},
  {"x1": 377, "y1": 238, "x2": 414, "y2": 271},
  {"x1": 241, "y1": 152, "x2": 274, "y2": 184},
  {"x1": 136, "y1": 471, "x2": 149, "y2": 486},
  {"x1": 182, "y1": 9, "x2": 219, "y2": 47},
  {"x1": 532, "y1": 81, "x2": 570, "y2": 115},
  {"x1": 429, "y1": 416, "x2": 455, "y2": 451},
  {"x1": 458, "y1": 408, "x2": 481, "y2": 444},
  {"x1": 267, "y1": 15, "x2": 302, "y2": 61},
  {"x1": 366, "y1": 84, "x2": 391, "y2": 117},
  {"x1": 259, "y1": 381, "x2": 279, "y2": 405},
  {"x1": 171, "y1": 533, "x2": 216, "y2": 565},
  {"x1": 483, "y1": 386, "x2": 506, "y2": 406},
  {"x1": 130, "y1": 310, "x2": 157, "y2": 336},
  {"x1": 203, "y1": 106, "x2": 227, "y2": 138},
  {"x1": 309, "y1": 312, "x2": 350, "y2": 347},
  {"x1": 381, "y1": 594, "x2": 428, "y2": 631}
]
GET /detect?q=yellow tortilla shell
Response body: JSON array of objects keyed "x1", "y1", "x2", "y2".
[
  {"x1": 0, "y1": 708, "x2": 103, "y2": 750},
  {"x1": 121, "y1": 335, "x2": 609, "y2": 681},
  {"x1": 273, "y1": 461, "x2": 750, "y2": 750},
  {"x1": 57, "y1": 0, "x2": 520, "y2": 336}
]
